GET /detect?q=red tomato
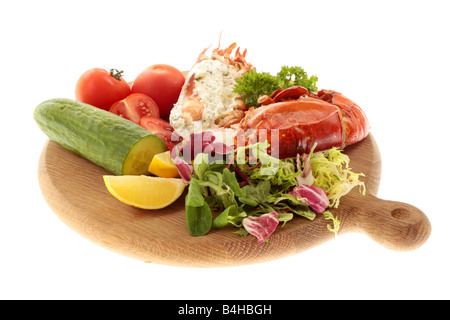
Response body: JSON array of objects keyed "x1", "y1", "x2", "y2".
[
  {"x1": 75, "y1": 68, "x2": 131, "y2": 110},
  {"x1": 131, "y1": 64, "x2": 185, "y2": 118},
  {"x1": 109, "y1": 93, "x2": 160, "y2": 124},
  {"x1": 139, "y1": 115, "x2": 181, "y2": 151}
]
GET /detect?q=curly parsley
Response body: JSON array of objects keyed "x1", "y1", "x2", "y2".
[
  {"x1": 277, "y1": 66, "x2": 318, "y2": 92},
  {"x1": 233, "y1": 65, "x2": 319, "y2": 108},
  {"x1": 233, "y1": 70, "x2": 280, "y2": 109}
]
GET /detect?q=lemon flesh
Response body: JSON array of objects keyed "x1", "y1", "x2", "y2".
[
  {"x1": 104, "y1": 175, "x2": 186, "y2": 210},
  {"x1": 148, "y1": 151, "x2": 180, "y2": 178}
]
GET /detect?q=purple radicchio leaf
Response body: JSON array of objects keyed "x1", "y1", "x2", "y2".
[
  {"x1": 243, "y1": 211, "x2": 279, "y2": 245},
  {"x1": 170, "y1": 131, "x2": 219, "y2": 162},
  {"x1": 289, "y1": 185, "x2": 329, "y2": 213},
  {"x1": 171, "y1": 130, "x2": 235, "y2": 165},
  {"x1": 296, "y1": 153, "x2": 314, "y2": 186},
  {"x1": 173, "y1": 157, "x2": 193, "y2": 184},
  {"x1": 202, "y1": 141, "x2": 234, "y2": 155},
  {"x1": 233, "y1": 164, "x2": 251, "y2": 186}
]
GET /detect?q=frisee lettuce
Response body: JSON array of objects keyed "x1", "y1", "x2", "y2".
[{"x1": 310, "y1": 147, "x2": 366, "y2": 208}]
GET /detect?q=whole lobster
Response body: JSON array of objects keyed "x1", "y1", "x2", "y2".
[{"x1": 237, "y1": 85, "x2": 370, "y2": 159}]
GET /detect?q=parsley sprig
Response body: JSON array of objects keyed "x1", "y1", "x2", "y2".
[{"x1": 233, "y1": 65, "x2": 318, "y2": 108}]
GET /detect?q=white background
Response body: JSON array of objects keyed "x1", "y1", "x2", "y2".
[{"x1": 1, "y1": 0, "x2": 449, "y2": 300}]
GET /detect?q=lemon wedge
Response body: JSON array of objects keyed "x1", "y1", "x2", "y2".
[
  {"x1": 148, "y1": 151, "x2": 180, "y2": 178},
  {"x1": 103, "y1": 175, "x2": 186, "y2": 210}
]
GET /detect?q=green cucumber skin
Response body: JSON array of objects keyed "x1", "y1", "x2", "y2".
[{"x1": 34, "y1": 98, "x2": 165, "y2": 175}]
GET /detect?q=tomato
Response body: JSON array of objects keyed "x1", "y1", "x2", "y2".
[
  {"x1": 139, "y1": 115, "x2": 181, "y2": 151},
  {"x1": 109, "y1": 93, "x2": 160, "y2": 124},
  {"x1": 75, "y1": 68, "x2": 131, "y2": 110},
  {"x1": 131, "y1": 64, "x2": 185, "y2": 118}
]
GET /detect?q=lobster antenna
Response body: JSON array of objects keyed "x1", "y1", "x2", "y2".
[{"x1": 218, "y1": 29, "x2": 224, "y2": 48}]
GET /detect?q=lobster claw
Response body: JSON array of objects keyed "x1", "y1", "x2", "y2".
[
  {"x1": 258, "y1": 86, "x2": 310, "y2": 106},
  {"x1": 271, "y1": 86, "x2": 310, "y2": 102}
]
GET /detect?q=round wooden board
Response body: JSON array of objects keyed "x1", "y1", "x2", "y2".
[{"x1": 37, "y1": 133, "x2": 431, "y2": 267}]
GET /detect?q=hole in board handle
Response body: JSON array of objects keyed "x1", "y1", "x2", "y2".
[{"x1": 391, "y1": 208, "x2": 411, "y2": 220}]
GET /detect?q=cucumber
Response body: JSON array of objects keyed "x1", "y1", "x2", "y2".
[{"x1": 34, "y1": 98, "x2": 166, "y2": 175}]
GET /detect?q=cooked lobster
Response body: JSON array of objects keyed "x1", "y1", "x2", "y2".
[
  {"x1": 237, "y1": 85, "x2": 370, "y2": 159},
  {"x1": 169, "y1": 42, "x2": 254, "y2": 139},
  {"x1": 169, "y1": 42, "x2": 370, "y2": 159}
]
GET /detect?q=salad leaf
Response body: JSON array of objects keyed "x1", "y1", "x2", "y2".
[
  {"x1": 244, "y1": 180, "x2": 271, "y2": 204},
  {"x1": 179, "y1": 131, "x2": 364, "y2": 243},
  {"x1": 222, "y1": 168, "x2": 246, "y2": 199},
  {"x1": 213, "y1": 205, "x2": 237, "y2": 229},
  {"x1": 323, "y1": 210, "x2": 340, "y2": 234},
  {"x1": 185, "y1": 179, "x2": 212, "y2": 236},
  {"x1": 185, "y1": 178, "x2": 205, "y2": 208},
  {"x1": 243, "y1": 211, "x2": 279, "y2": 245},
  {"x1": 239, "y1": 152, "x2": 298, "y2": 202},
  {"x1": 310, "y1": 147, "x2": 366, "y2": 208},
  {"x1": 193, "y1": 153, "x2": 209, "y2": 180},
  {"x1": 289, "y1": 184, "x2": 329, "y2": 214},
  {"x1": 222, "y1": 168, "x2": 258, "y2": 207}
]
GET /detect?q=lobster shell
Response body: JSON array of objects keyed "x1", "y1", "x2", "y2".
[{"x1": 238, "y1": 86, "x2": 370, "y2": 158}]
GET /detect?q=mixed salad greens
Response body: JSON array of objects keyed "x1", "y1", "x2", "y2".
[{"x1": 171, "y1": 131, "x2": 365, "y2": 244}]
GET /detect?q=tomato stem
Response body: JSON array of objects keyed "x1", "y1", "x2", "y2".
[{"x1": 110, "y1": 68, "x2": 124, "y2": 81}]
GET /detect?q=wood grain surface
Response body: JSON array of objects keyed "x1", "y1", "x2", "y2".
[{"x1": 37, "y1": 133, "x2": 431, "y2": 267}]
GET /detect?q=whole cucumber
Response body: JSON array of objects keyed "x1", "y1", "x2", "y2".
[{"x1": 34, "y1": 98, "x2": 166, "y2": 175}]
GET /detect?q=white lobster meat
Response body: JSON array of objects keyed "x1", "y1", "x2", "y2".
[{"x1": 169, "y1": 43, "x2": 253, "y2": 139}]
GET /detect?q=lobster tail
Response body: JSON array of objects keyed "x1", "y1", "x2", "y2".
[
  {"x1": 170, "y1": 42, "x2": 254, "y2": 138},
  {"x1": 317, "y1": 90, "x2": 370, "y2": 146}
]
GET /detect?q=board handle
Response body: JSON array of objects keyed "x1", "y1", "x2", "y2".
[{"x1": 346, "y1": 193, "x2": 431, "y2": 251}]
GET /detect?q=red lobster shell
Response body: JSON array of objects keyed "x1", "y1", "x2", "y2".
[{"x1": 237, "y1": 86, "x2": 370, "y2": 159}]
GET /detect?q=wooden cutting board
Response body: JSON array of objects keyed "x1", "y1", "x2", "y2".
[{"x1": 37, "y1": 133, "x2": 431, "y2": 267}]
